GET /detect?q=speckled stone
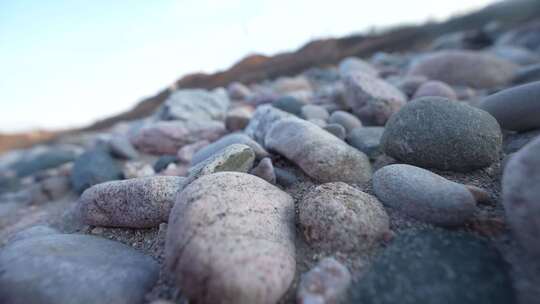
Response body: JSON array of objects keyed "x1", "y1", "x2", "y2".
[
  {"x1": 0, "y1": 234, "x2": 159, "y2": 304},
  {"x1": 382, "y1": 97, "x2": 502, "y2": 172},
  {"x1": 265, "y1": 118, "x2": 372, "y2": 184},
  {"x1": 191, "y1": 133, "x2": 268, "y2": 166},
  {"x1": 373, "y1": 164, "x2": 476, "y2": 226},
  {"x1": 77, "y1": 176, "x2": 186, "y2": 228},
  {"x1": 165, "y1": 172, "x2": 295, "y2": 304},
  {"x1": 187, "y1": 144, "x2": 255, "y2": 183},
  {"x1": 480, "y1": 81, "x2": 540, "y2": 132},
  {"x1": 299, "y1": 182, "x2": 389, "y2": 253}
]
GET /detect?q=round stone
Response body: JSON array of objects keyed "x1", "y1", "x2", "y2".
[
  {"x1": 413, "y1": 80, "x2": 457, "y2": 100},
  {"x1": 382, "y1": 97, "x2": 502, "y2": 172},
  {"x1": 328, "y1": 111, "x2": 363, "y2": 134}
]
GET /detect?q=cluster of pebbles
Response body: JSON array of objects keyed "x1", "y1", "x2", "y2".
[{"x1": 1, "y1": 19, "x2": 540, "y2": 304}]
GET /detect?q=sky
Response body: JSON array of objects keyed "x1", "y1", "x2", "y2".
[{"x1": 0, "y1": 0, "x2": 495, "y2": 133}]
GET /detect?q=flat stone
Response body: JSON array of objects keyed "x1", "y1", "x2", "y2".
[
  {"x1": 502, "y1": 136, "x2": 540, "y2": 258},
  {"x1": 191, "y1": 133, "x2": 268, "y2": 166},
  {"x1": 343, "y1": 72, "x2": 407, "y2": 125},
  {"x1": 0, "y1": 234, "x2": 159, "y2": 304},
  {"x1": 347, "y1": 127, "x2": 385, "y2": 160},
  {"x1": 299, "y1": 182, "x2": 389, "y2": 252},
  {"x1": 131, "y1": 120, "x2": 226, "y2": 155},
  {"x1": 372, "y1": 164, "x2": 476, "y2": 226},
  {"x1": 70, "y1": 148, "x2": 122, "y2": 194},
  {"x1": 348, "y1": 229, "x2": 516, "y2": 304},
  {"x1": 382, "y1": 97, "x2": 502, "y2": 172},
  {"x1": 480, "y1": 81, "x2": 540, "y2": 132},
  {"x1": 408, "y1": 50, "x2": 518, "y2": 89},
  {"x1": 187, "y1": 144, "x2": 255, "y2": 183},
  {"x1": 265, "y1": 118, "x2": 372, "y2": 184},
  {"x1": 77, "y1": 176, "x2": 185, "y2": 228},
  {"x1": 9, "y1": 147, "x2": 77, "y2": 178},
  {"x1": 165, "y1": 172, "x2": 295, "y2": 304}
]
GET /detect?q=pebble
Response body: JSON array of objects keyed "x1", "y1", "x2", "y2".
[
  {"x1": 153, "y1": 155, "x2": 177, "y2": 173},
  {"x1": 343, "y1": 72, "x2": 407, "y2": 125},
  {"x1": 301, "y1": 104, "x2": 330, "y2": 121},
  {"x1": 108, "y1": 135, "x2": 139, "y2": 159},
  {"x1": 77, "y1": 176, "x2": 185, "y2": 228},
  {"x1": 396, "y1": 75, "x2": 428, "y2": 97},
  {"x1": 338, "y1": 57, "x2": 379, "y2": 78},
  {"x1": 272, "y1": 96, "x2": 306, "y2": 116},
  {"x1": 347, "y1": 127, "x2": 385, "y2": 160},
  {"x1": 187, "y1": 144, "x2": 255, "y2": 183},
  {"x1": 250, "y1": 157, "x2": 276, "y2": 184},
  {"x1": 70, "y1": 148, "x2": 122, "y2": 193},
  {"x1": 407, "y1": 50, "x2": 518, "y2": 89},
  {"x1": 0, "y1": 234, "x2": 159, "y2": 304},
  {"x1": 348, "y1": 229, "x2": 515, "y2": 304},
  {"x1": 382, "y1": 97, "x2": 502, "y2": 172},
  {"x1": 372, "y1": 164, "x2": 477, "y2": 226},
  {"x1": 156, "y1": 89, "x2": 229, "y2": 122},
  {"x1": 227, "y1": 82, "x2": 252, "y2": 100},
  {"x1": 323, "y1": 123, "x2": 346, "y2": 140},
  {"x1": 297, "y1": 257, "x2": 352, "y2": 304},
  {"x1": 480, "y1": 81, "x2": 540, "y2": 131},
  {"x1": 123, "y1": 161, "x2": 155, "y2": 179},
  {"x1": 412, "y1": 80, "x2": 457, "y2": 100},
  {"x1": 299, "y1": 182, "x2": 389, "y2": 253},
  {"x1": 502, "y1": 136, "x2": 540, "y2": 258},
  {"x1": 225, "y1": 106, "x2": 253, "y2": 131},
  {"x1": 265, "y1": 118, "x2": 372, "y2": 184},
  {"x1": 191, "y1": 133, "x2": 269, "y2": 166},
  {"x1": 133, "y1": 120, "x2": 226, "y2": 155},
  {"x1": 244, "y1": 104, "x2": 293, "y2": 145},
  {"x1": 9, "y1": 147, "x2": 77, "y2": 178},
  {"x1": 165, "y1": 172, "x2": 295, "y2": 304},
  {"x1": 328, "y1": 111, "x2": 363, "y2": 134}
]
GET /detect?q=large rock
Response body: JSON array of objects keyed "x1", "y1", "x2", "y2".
[
  {"x1": 70, "y1": 148, "x2": 122, "y2": 194},
  {"x1": 265, "y1": 118, "x2": 372, "y2": 184},
  {"x1": 191, "y1": 133, "x2": 268, "y2": 165},
  {"x1": 165, "y1": 172, "x2": 295, "y2": 304},
  {"x1": 382, "y1": 97, "x2": 502, "y2": 172},
  {"x1": 502, "y1": 136, "x2": 540, "y2": 258},
  {"x1": 348, "y1": 230, "x2": 515, "y2": 304},
  {"x1": 343, "y1": 73, "x2": 406, "y2": 125},
  {"x1": 372, "y1": 164, "x2": 476, "y2": 226},
  {"x1": 77, "y1": 176, "x2": 185, "y2": 228},
  {"x1": 408, "y1": 50, "x2": 518, "y2": 89},
  {"x1": 299, "y1": 182, "x2": 389, "y2": 253},
  {"x1": 480, "y1": 81, "x2": 540, "y2": 132},
  {"x1": 0, "y1": 234, "x2": 159, "y2": 304},
  {"x1": 244, "y1": 105, "x2": 293, "y2": 145},
  {"x1": 156, "y1": 89, "x2": 229, "y2": 122},
  {"x1": 131, "y1": 120, "x2": 226, "y2": 155}
]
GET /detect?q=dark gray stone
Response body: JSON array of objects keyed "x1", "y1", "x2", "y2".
[
  {"x1": 481, "y1": 81, "x2": 540, "y2": 132},
  {"x1": 513, "y1": 64, "x2": 540, "y2": 84},
  {"x1": 271, "y1": 96, "x2": 305, "y2": 116},
  {"x1": 372, "y1": 164, "x2": 476, "y2": 226},
  {"x1": 0, "y1": 234, "x2": 159, "y2": 304},
  {"x1": 382, "y1": 97, "x2": 502, "y2": 172},
  {"x1": 191, "y1": 133, "x2": 268, "y2": 165},
  {"x1": 70, "y1": 148, "x2": 122, "y2": 193},
  {"x1": 348, "y1": 229, "x2": 516, "y2": 304},
  {"x1": 503, "y1": 129, "x2": 540, "y2": 154},
  {"x1": 503, "y1": 136, "x2": 540, "y2": 258},
  {"x1": 347, "y1": 127, "x2": 385, "y2": 160}
]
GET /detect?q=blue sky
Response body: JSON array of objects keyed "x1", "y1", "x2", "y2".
[{"x1": 0, "y1": 0, "x2": 493, "y2": 132}]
